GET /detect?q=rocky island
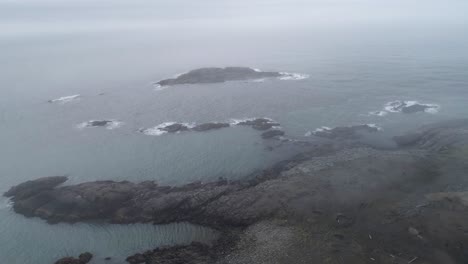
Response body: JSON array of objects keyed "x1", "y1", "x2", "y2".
[
  {"x1": 6, "y1": 119, "x2": 468, "y2": 264},
  {"x1": 156, "y1": 67, "x2": 282, "y2": 86}
]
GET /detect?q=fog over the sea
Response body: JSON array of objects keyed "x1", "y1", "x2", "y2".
[{"x1": 1, "y1": 0, "x2": 467, "y2": 37}]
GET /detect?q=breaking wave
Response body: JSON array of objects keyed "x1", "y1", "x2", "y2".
[
  {"x1": 48, "y1": 94, "x2": 80, "y2": 104},
  {"x1": 279, "y1": 72, "x2": 310, "y2": 81}
]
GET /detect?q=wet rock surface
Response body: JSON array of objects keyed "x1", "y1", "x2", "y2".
[
  {"x1": 157, "y1": 67, "x2": 281, "y2": 86},
  {"x1": 87, "y1": 120, "x2": 113, "y2": 127},
  {"x1": 261, "y1": 129, "x2": 285, "y2": 139},
  {"x1": 55, "y1": 252, "x2": 93, "y2": 264}
]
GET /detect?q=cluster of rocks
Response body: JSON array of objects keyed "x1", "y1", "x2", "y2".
[
  {"x1": 140, "y1": 118, "x2": 286, "y2": 140},
  {"x1": 54, "y1": 252, "x2": 92, "y2": 264},
  {"x1": 156, "y1": 67, "x2": 282, "y2": 86}
]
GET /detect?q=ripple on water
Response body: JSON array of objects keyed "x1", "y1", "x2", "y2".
[{"x1": 0, "y1": 209, "x2": 218, "y2": 264}]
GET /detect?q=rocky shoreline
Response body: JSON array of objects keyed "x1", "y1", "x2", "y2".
[{"x1": 5, "y1": 119, "x2": 468, "y2": 264}]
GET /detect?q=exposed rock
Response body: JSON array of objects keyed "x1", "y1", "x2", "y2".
[
  {"x1": 157, "y1": 67, "x2": 281, "y2": 86},
  {"x1": 126, "y1": 242, "x2": 216, "y2": 264},
  {"x1": 87, "y1": 120, "x2": 112, "y2": 127},
  {"x1": 192, "y1": 123, "x2": 230, "y2": 132},
  {"x1": 160, "y1": 123, "x2": 190, "y2": 133},
  {"x1": 4, "y1": 143, "x2": 341, "y2": 226},
  {"x1": 237, "y1": 118, "x2": 280, "y2": 131},
  {"x1": 261, "y1": 130, "x2": 285, "y2": 139},
  {"x1": 401, "y1": 104, "x2": 432, "y2": 114},
  {"x1": 78, "y1": 252, "x2": 93, "y2": 263},
  {"x1": 313, "y1": 124, "x2": 380, "y2": 140},
  {"x1": 4, "y1": 176, "x2": 67, "y2": 201},
  {"x1": 55, "y1": 257, "x2": 81, "y2": 264},
  {"x1": 55, "y1": 252, "x2": 92, "y2": 264}
]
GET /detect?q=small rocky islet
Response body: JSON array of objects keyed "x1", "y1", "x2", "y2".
[
  {"x1": 156, "y1": 67, "x2": 282, "y2": 86},
  {"x1": 5, "y1": 119, "x2": 468, "y2": 264}
]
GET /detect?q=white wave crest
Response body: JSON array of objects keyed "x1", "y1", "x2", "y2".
[
  {"x1": 229, "y1": 117, "x2": 275, "y2": 126},
  {"x1": 153, "y1": 83, "x2": 170, "y2": 91},
  {"x1": 369, "y1": 100, "x2": 440, "y2": 116},
  {"x1": 313, "y1": 126, "x2": 332, "y2": 133},
  {"x1": 369, "y1": 111, "x2": 388, "y2": 117},
  {"x1": 49, "y1": 94, "x2": 80, "y2": 104},
  {"x1": 367, "y1": 123, "x2": 383, "y2": 131},
  {"x1": 0, "y1": 198, "x2": 12, "y2": 210},
  {"x1": 304, "y1": 131, "x2": 313, "y2": 137},
  {"x1": 279, "y1": 72, "x2": 310, "y2": 81}
]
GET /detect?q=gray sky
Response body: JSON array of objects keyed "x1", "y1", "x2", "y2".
[{"x1": 1, "y1": 0, "x2": 467, "y2": 37}]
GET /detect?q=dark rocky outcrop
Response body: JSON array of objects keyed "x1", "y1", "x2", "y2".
[
  {"x1": 157, "y1": 67, "x2": 281, "y2": 86},
  {"x1": 55, "y1": 252, "x2": 93, "y2": 264},
  {"x1": 401, "y1": 104, "x2": 432, "y2": 114},
  {"x1": 87, "y1": 120, "x2": 112, "y2": 127},
  {"x1": 313, "y1": 124, "x2": 380, "y2": 140},
  {"x1": 4, "y1": 176, "x2": 67, "y2": 201},
  {"x1": 261, "y1": 130, "x2": 285, "y2": 139},
  {"x1": 126, "y1": 242, "x2": 216, "y2": 264},
  {"x1": 237, "y1": 118, "x2": 280, "y2": 131},
  {"x1": 4, "y1": 143, "x2": 340, "y2": 226},
  {"x1": 160, "y1": 123, "x2": 190, "y2": 133},
  {"x1": 192, "y1": 123, "x2": 230, "y2": 132}
]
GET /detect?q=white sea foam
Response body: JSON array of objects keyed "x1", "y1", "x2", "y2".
[
  {"x1": 250, "y1": 78, "x2": 266, "y2": 83},
  {"x1": 278, "y1": 72, "x2": 310, "y2": 81},
  {"x1": 369, "y1": 111, "x2": 388, "y2": 117},
  {"x1": 311, "y1": 124, "x2": 382, "y2": 134},
  {"x1": 229, "y1": 117, "x2": 275, "y2": 126},
  {"x1": 313, "y1": 126, "x2": 332, "y2": 133},
  {"x1": 366, "y1": 123, "x2": 383, "y2": 131},
  {"x1": 153, "y1": 83, "x2": 170, "y2": 91},
  {"x1": 0, "y1": 198, "x2": 12, "y2": 210},
  {"x1": 369, "y1": 100, "x2": 440, "y2": 116},
  {"x1": 105, "y1": 121, "x2": 124, "y2": 130},
  {"x1": 49, "y1": 94, "x2": 80, "y2": 104},
  {"x1": 384, "y1": 100, "x2": 440, "y2": 114},
  {"x1": 304, "y1": 131, "x2": 312, "y2": 137}
]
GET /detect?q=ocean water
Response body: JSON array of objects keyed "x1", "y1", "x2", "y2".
[{"x1": 1, "y1": 1, "x2": 468, "y2": 263}]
